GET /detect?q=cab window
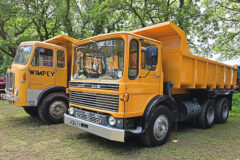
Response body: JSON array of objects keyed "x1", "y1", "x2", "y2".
[
  {"x1": 128, "y1": 39, "x2": 139, "y2": 80},
  {"x1": 57, "y1": 50, "x2": 65, "y2": 68},
  {"x1": 141, "y1": 42, "x2": 156, "y2": 70},
  {"x1": 32, "y1": 48, "x2": 53, "y2": 67}
]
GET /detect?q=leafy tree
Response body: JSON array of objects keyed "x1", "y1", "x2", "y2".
[
  {"x1": 0, "y1": 54, "x2": 12, "y2": 75},
  {"x1": 0, "y1": 0, "x2": 240, "y2": 76},
  {"x1": 0, "y1": 0, "x2": 32, "y2": 58},
  {"x1": 211, "y1": 0, "x2": 240, "y2": 60},
  {"x1": 65, "y1": 0, "x2": 126, "y2": 39},
  {"x1": 21, "y1": 0, "x2": 62, "y2": 41}
]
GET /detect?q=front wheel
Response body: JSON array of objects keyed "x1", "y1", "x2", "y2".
[
  {"x1": 140, "y1": 105, "x2": 173, "y2": 147},
  {"x1": 38, "y1": 92, "x2": 68, "y2": 124},
  {"x1": 23, "y1": 106, "x2": 38, "y2": 117}
]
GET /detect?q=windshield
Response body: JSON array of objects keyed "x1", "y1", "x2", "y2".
[
  {"x1": 73, "y1": 38, "x2": 124, "y2": 80},
  {"x1": 14, "y1": 45, "x2": 33, "y2": 65}
]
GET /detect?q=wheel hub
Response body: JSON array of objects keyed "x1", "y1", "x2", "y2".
[
  {"x1": 207, "y1": 106, "x2": 214, "y2": 124},
  {"x1": 49, "y1": 101, "x2": 67, "y2": 119},
  {"x1": 153, "y1": 115, "x2": 169, "y2": 141},
  {"x1": 222, "y1": 102, "x2": 229, "y2": 120}
]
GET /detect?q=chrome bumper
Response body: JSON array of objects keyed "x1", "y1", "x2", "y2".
[
  {"x1": 2, "y1": 94, "x2": 18, "y2": 101},
  {"x1": 64, "y1": 114, "x2": 125, "y2": 142}
]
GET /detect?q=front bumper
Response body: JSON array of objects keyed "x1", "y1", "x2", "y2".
[
  {"x1": 64, "y1": 114, "x2": 125, "y2": 142},
  {"x1": 2, "y1": 94, "x2": 18, "y2": 101}
]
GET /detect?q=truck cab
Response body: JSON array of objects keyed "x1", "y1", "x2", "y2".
[
  {"x1": 3, "y1": 35, "x2": 80, "y2": 124},
  {"x1": 64, "y1": 32, "x2": 166, "y2": 143}
]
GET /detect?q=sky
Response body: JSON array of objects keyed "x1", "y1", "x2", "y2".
[{"x1": 222, "y1": 58, "x2": 240, "y2": 66}]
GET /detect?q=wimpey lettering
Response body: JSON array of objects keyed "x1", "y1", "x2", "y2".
[{"x1": 29, "y1": 70, "x2": 55, "y2": 76}]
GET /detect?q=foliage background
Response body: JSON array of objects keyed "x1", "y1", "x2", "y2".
[{"x1": 0, "y1": 0, "x2": 239, "y2": 75}]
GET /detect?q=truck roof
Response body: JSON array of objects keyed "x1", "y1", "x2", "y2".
[
  {"x1": 45, "y1": 34, "x2": 80, "y2": 47},
  {"x1": 20, "y1": 35, "x2": 80, "y2": 49},
  {"x1": 20, "y1": 41, "x2": 66, "y2": 50},
  {"x1": 75, "y1": 32, "x2": 162, "y2": 46}
]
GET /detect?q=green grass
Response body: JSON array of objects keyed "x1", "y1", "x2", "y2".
[
  {"x1": 0, "y1": 100, "x2": 10, "y2": 106},
  {"x1": 0, "y1": 96, "x2": 240, "y2": 160},
  {"x1": 231, "y1": 93, "x2": 240, "y2": 116}
]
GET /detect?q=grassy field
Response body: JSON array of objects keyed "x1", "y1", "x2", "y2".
[{"x1": 0, "y1": 95, "x2": 240, "y2": 160}]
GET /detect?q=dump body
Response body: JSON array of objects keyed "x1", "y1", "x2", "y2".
[{"x1": 131, "y1": 22, "x2": 237, "y2": 93}]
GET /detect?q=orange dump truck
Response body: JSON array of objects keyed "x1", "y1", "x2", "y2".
[
  {"x1": 3, "y1": 35, "x2": 80, "y2": 124},
  {"x1": 64, "y1": 22, "x2": 237, "y2": 146}
]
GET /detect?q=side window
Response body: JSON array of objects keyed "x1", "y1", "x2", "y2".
[
  {"x1": 141, "y1": 42, "x2": 156, "y2": 70},
  {"x1": 128, "y1": 39, "x2": 139, "y2": 80},
  {"x1": 57, "y1": 50, "x2": 65, "y2": 68},
  {"x1": 32, "y1": 48, "x2": 53, "y2": 67}
]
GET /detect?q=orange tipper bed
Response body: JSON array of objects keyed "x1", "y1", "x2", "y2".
[{"x1": 131, "y1": 21, "x2": 237, "y2": 92}]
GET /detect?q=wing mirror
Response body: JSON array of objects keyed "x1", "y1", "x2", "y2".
[{"x1": 146, "y1": 46, "x2": 158, "y2": 70}]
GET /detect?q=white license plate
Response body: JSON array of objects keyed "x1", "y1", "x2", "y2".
[{"x1": 69, "y1": 120, "x2": 88, "y2": 129}]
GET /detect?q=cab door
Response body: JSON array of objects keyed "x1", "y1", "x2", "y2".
[
  {"x1": 125, "y1": 36, "x2": 162, "y2": 117},
  {"x1": 55, "y1": 49, "x2": 67, "y2": 87},
  {"x1": 28, "y1": 46, "x2": 56, "y2": 90}
]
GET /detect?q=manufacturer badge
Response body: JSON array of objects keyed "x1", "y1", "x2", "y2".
[{"x1": 92, "y1": 85, "x2": 100, "y2": 89}]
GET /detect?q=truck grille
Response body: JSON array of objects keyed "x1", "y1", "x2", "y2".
[
  {"x1": 69, "y1": 82, "x2": 119, "y2": 91},
  {"x1": 70, "y1": 90, "x2": 119, "y2": 112},
  {"x1": 6, "y1": 71, "x2": 14, "y2": 93}
]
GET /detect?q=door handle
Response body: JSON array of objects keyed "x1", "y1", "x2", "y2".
[{"x1": 153, "y1": 74, "x2": 160, "y2": 78}]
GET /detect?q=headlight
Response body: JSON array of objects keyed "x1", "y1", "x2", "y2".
[
  {"x1": 15, "y1": 88, "x2": 18, "y2": 96},
  {"x1": 108, "y1": 116, "x2": 116, "y2": 126},
  {"x1": 69, "y1": 107, "x2": 74, "y2": 115}
]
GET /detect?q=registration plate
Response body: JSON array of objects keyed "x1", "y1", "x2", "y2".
[
  {"x1": 69, "y1": 120, "x2": 89, "y2": 129},
  {"x1": 75, "y1": 110, "x2": 107, "y2": 125}
]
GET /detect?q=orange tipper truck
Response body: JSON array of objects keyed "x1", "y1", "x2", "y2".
[
  {"x1": 64, "y1": 21, "x2": 237, "y2": 146},
  {"x1": 3, "y1": 35, "x2": 80, "y2": 124}
]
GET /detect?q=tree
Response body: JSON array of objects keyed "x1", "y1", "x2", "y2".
[
  {"x1": 211, "y1": 0, "x2": 240, "y2": 60},
  {"x1": 0, "y1": 0, "x2": 32, "y2": 58},
  {"x1": 21, "y1": 0, "x2": 62, "y2": 41},
  {"x1": 64, "y1": 0, "x2": 126, "y2": 39},
  {"x1": 0, "y1": 0, "x2": 239, "y2": 75}
]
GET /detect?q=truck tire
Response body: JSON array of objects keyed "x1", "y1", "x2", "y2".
[
  {"x1": 198, "y1": 99, "x2": 215, "y2": 129},
  {"x1": 23, "y1": 107, "x2": 38, "y2": 117},
  {"x1": 215, "y1": 97, "x2": 229, "y2": 123},
  {"x1": 140, "y1": 105, "x2": 173, "y2": 146},
  {"x1": 38, "y1": 92, "x2": 68, "y2": 124}
]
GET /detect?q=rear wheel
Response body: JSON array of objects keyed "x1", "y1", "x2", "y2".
[
  {"x1": 140, "y1": 105, "x2": 173, "y2": 146},
  {"x1": 215, "y1": 97, "x2": 230, "y2": 123},
  {"x1": 23, "y1": 107, "x2": 38, "y2": 117},
  {"x1": 38, "y1": 92, "x2": 68, "y2": 124},
  {"x1": 198, "y1": 99, "x2": 215, "y2": 129}
]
